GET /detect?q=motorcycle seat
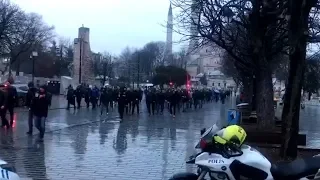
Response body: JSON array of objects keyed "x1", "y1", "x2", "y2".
[{"x1": 271, "y1": 156, "x2": 320, "y2": 179}]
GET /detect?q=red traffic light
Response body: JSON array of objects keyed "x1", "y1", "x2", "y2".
[{"x1": 169, "y1": 82, "x2": 173, "y2": 86}]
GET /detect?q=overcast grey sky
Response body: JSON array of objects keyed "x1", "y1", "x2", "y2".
[{"x1": 11, "y1": 0, "x2": 183, "y2": 55}]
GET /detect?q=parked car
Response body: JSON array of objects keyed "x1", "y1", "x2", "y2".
[{"x1": 11, "y1": 84, "x2": 28, "y2": 107}]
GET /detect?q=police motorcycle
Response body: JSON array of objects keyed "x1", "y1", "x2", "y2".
[
  {"x1": 0, "y1": 159, "x2": 20, "y2": 180},
  {"x1": 169, "y1": 124, "x2": 320, "y2": 180}
]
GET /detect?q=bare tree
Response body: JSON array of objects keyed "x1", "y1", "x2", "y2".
[
  {"x1": 142, "y1": 41, "x2": 165, "y2": 67},
  {"x1": 116, "y1": 42, "x2": 166, "y2": 86},
  {"x1": 220, "y1": 52, "x2": 244, "y2": 86},
  {"x1": 57, "y1": 36, "x2": 72, "y2": 59},
  {"x1": 118, "y1": 47, "x2": 134, "y2": 84},
  {"x1": 173, "y1": 47, "x2": 188, "y2": 68},
  {"x1": 0, "y1": 0, "x2": 21, "y2": 56},
  {"x1": 53, "y1": 37, "x2": 73, "y2": 76},
  {"x1": 6, "y1": 12, "x2": 54, "y2": 76},
  {"x1": 273, "y1": 54, "x2": 290, "y2": 83},
  {"x1": 96, "y1": 52, "x2": 113, "y2": 86},
  {"x1": 220, "y1": 52, "x2": 254, "y2": 103},
  {"x1": 171, "y1": 0, "x2": 292, "y2": 128}
]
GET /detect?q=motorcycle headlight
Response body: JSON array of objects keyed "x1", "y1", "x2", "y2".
[{"x1": 0, "y1": 164, "x2": 16, "y2": 173}]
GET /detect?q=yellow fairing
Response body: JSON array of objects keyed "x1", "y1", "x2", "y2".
[{"x1": 221, "y1": 125, "x2": 247, "y2": 145}]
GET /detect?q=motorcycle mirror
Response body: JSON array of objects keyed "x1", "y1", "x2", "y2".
[
  {"x1": 313, "y1": 154, "x2": 320, "y2": 157},
  {"x1": 186, "y1": 159, "x2": 195, "y2": 164},
  {"x1": 200, "y1": 128, "x2": 206, "y2": 135}
]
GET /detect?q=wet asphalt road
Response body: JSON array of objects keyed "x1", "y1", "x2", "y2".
[
  {"x1": 0, "y1": 96, "x2": 232, "y2": 180},
  {"x1": 0, "y1": 96, "x2": 319, "y2": 179}
]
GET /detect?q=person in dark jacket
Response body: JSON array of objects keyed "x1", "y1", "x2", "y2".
[
  {"x1": 220, "y1": 90, "x2": 226, "y2": 104},
  {"x1": 4, "y1": 81, "x2": 17, "y2": 126},
  {"x1": 31, "y1": 85, "x2": 50, "y2": 141},
  {"x1": 75, "y1": 85, "x2": 82, "y2": 109},
  {"x1": 131, "y1": 89, "x2": 140, "y2": 115},
  {"x1": 145, "y1": 89, "x2": 156, "y2": 115},
  {"x1": 181, "y1": 89, "x2": 189, "y2": 112},
  {"x1": 156, "y1": 89, "x2": 165, "y2": 114},
  {"x1": 0, "y1": 86, "x2": 8, "y2": 128},
  {"x1": 170, "y1": 90, "x2": 179, "y2": 118},
  {"x1": 138, "y1": 88, "x2": 143, "y2": 103},
  {"x1": 125, "y1": 88, "x2": 133, "y2": 114},
  {"x1": 108, "y1": 88, "x2": 114, "y2": 111},
  {"x1": 66, "y1": 85, "x2": 76, "y2": 110},
  {"x1": 91, "y1": 86, "x2": 100, "y2": 109},
  {"x1": 26, "y1": 82, "x2": 37, "y2": 135},
  {"x1": 117, "y1": 87, "x2": 127, "y2": 121},
  {"x1": 84, "y1": 85, "x2": 91, "y2": 108},
  {"x1": 100, "y1": 87, "x2": 111, "y2": 115},
  {"x1": 112, "y1": 87, "x2": 118, "y2": 110},
  {"x1": 193, "y1": 89, "x2": 200, "y2": 109}
]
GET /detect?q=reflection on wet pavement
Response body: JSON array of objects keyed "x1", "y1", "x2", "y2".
[{"x1": 0, "y1": 98, "x2": 319, "y2": 179}]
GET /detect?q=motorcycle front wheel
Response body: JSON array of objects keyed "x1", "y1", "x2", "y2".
[{"x1": 169, "y1": 172, "x2": 198, "y2": 180}]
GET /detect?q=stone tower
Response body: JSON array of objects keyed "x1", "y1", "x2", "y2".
[
  {"x1": 164, "y1": 2, "x2": 173, "y2": 65},
  {"x1": 73, "y1": 27, "x2": 95, "y2": 86}
]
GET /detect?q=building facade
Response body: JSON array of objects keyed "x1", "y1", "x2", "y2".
[{"x1": 184, "y1": 1, "x2": 235, "y2": 88}]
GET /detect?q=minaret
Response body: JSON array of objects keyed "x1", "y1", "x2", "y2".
[{"x1": 164, "y1": 2, "x2": 173, "y2": 65}]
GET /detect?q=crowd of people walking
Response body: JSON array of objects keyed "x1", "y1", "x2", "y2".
[
  {"x1": 65, "y1": 84, "x2": 233, "y2": 121},
  {"x1": 0, "y1": 81, "x2": 232, "y2": 142}
]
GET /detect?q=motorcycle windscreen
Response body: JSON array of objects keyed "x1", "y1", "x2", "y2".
[{"x1": 195, "y1": 124, "x2": 221, "y2": 148}]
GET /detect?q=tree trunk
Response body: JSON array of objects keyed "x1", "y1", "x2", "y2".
[
  {"x1": 255, "y1": 68, "x2": 275, "y2": 129},
  {"x1": 242, "y1": 77, "x2": 253, "y2": 104},
  {"x1": 280, "y1": 0, "x2": 315, "y2": 159}
]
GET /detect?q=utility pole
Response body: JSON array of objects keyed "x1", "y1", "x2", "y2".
[
  {"x1": 128, "y1": 60, "x2": 131, "y2": 87},
  {"x1": 102, "y1": 58, "x2": 107, "y2": 86},
  {"x1": 137, "y1": 53, "x2": 140, "y2": 87},
  {"x1": 109, "y1": 54, "x2": 112, "y2": 77},
  {"x1": 31, "y1": 56, "x2": 35, "y2": 83},
  {"x1": 31, "y1": 51, "x2": 38, "y2": 83},
  {"x1": 79, "y1": 37, "x2": 83, "y2": 84}
]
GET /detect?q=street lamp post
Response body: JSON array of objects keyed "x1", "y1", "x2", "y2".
[{"x1": 31, "y1": 51, "x2": 38, "y2": 83}]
